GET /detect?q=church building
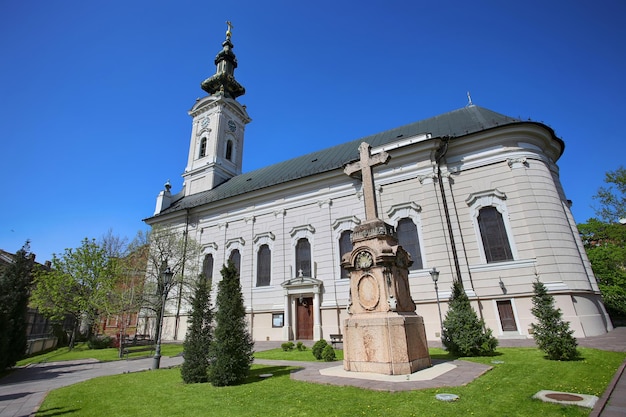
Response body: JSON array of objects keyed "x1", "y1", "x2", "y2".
[{"x1": 144, "y1": 27, "x2": 612, "y2": 343}]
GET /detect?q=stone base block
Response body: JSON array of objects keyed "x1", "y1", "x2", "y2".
[{"x1": 343, "y1": 312, "x2": 431, "y2": 375}]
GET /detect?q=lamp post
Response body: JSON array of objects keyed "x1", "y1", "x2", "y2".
[
  {"x1": 152, "y1": 266, "x2": 174, "y2": 370},
  {"x1": 429, "y1": 267, "x2": 444, "y2": 335}
]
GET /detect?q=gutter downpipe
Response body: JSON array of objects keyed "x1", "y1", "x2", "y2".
[{"x1": 435, "y1": 137, "x2": 463, "y2": 285}]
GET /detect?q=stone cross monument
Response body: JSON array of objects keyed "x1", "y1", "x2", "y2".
[{"x1": 341, "y1": 142, "x2": 431, "y2": 375}]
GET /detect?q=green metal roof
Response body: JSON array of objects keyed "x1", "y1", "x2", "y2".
[{"x1": 151, "y1": 105, "x2": 555, "y2": 218}]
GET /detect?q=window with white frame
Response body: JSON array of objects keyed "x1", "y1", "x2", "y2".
[
  {"x1": 466, "y1": 189, "x2": 517, "y2": 264},
  {"x1": 229, "y1": 249, "x2": 241, "y2": 274},
  {"x1": 478, "y1": 206, "x2": 513, "y2": 262},
  {"x1": 202, "y1": 253, "x2": 214, "y2": 284},
  {"x1": 387, "y1": 202, "x2": 424, "y2": 271},
  {"x1": 256, "y1": 244, "x2": 271, "y2": 286},
  {"x1": 199, "y1": 137, "x2": 207, "y2": 158},
  {"x1": 339, "y1": 230, "x2": 352, "y2": 278},
  {"x1": 290, "y1": 225, "x2": 315, "y2": 278},
  {"x1": 295, "y1": 238, "x2": 311, "y2": 277},
  {"x1": 396, "y1": 218, "x2": 423, "y2": 270}
]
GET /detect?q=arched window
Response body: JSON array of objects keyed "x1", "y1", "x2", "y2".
[
  {"x1": 229, "y1": 249, "x2": 241, "y2": 274},
  {"x1": 202, "y1": 254, "x2": 214, "y2": 284},
  {"x1": 199, "y1": 138, "x2": 207, "y2": 158},
  {"x1": 225, "y1": 140, "x2": 233, "y2": 161},
  {"x1": 295, "y1": 238, "x2": 311, "y2": 277},
  {"x1": 339, "y1": 230, "x2": 352, "y2": 279},
  {"x1": 478, "y1": 206, "x2": 513, "y2": 262},
  {"x1": 396, "y1": 218, "x2": 423, "y2": 270},
  {"x1": 256, "y1": 244, "x2": 271, "y2": 286}
]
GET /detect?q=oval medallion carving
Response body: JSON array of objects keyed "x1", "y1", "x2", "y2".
[{"x1": 357, "y1": 274, "x2": 379, "y2": 311}]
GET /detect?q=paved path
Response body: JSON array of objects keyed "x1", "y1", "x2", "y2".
[{"x1": 1, "y1": 329, "x2": 625, "y2": 417}]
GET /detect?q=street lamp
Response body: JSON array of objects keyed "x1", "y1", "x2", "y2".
[
  {"x1": 429, "y1": 267, "x2": 444, "y2": 336},
  {"x1": 153, "y1": 266, "x2": 174, "y2": 370}
]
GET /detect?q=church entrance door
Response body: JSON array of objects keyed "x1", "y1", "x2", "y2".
[
  {"x1": 296, "y1": 297, "x2": 313, "y2": 340},
  {"x1": 497, "y1": 300, "x2": 518, "y2": 331}
]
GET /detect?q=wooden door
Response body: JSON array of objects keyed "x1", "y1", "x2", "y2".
[
  {"x1": 296, "y1": 297, "x2": 313, "y2": 340},
  {"x1": 497, "y1": 300, "x2": 518, "y2": 331}
]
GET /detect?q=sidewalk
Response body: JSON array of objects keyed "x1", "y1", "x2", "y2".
[{"x1": 1, "y1": 329, "x2": 625, "y2": 417}]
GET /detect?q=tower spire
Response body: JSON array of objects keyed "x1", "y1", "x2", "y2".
[{"x1": 201, "y1": 21, "x2": 246, "y2": 99}]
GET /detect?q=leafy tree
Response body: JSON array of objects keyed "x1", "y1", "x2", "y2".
[
  {"x1": 441, "y1": 280, "x2": 498, "y2": 356},
  {"x1": 209, "y1": 261, "x2": 254, "y2": 386},
  {"x1": 578, "y1": 167, "x2": 626, "y2": 322},
  {"x1": 181, "y1": 276, "x2": 213, "y2": 383},
  {"x1": 31, "y1": 238, "x2": 115, "y2": 348},
  {"x1": 530, "y1": 279, "x2": 579, "y2": 360},
  {"x1": 593, "y1": 166, "x2": 626, "y2": 222},
  {"x1": 578, "y1": 219, "x2": 626, "y2": 319},
  {"x1": 0, "y1": 242, "x2": 34, "y2": 371}
]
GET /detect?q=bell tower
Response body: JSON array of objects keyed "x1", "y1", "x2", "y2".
[{"x1": 183, "y1": 21, "x2": 251, "y2": 196}]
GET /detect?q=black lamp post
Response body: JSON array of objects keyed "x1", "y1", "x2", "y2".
[
  {"x1": 152, "y1": 266, "x2": 174, "y2": 370},
  {"x1": 429, "y1": 267, "x2": 444, "y2": 335}
]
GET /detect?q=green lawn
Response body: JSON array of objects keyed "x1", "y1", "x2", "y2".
[
  {"x1": 34, "y1": 347, "x2": 625, "y2": 417},
  {"x1": 17, "y1": 343, "x2": 184, "y2": 365}
]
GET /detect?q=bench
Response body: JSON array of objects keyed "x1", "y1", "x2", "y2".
[
  {"x1": 121, "y1": 335, "x2": 155, "y2": 358},
  {"x1": 329, "y1": 334, "x2": 343, "y2": 348}
]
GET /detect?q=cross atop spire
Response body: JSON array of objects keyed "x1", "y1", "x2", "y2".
[{"x1": 226, "y1": 21, "x2": 233, "y2": 39}]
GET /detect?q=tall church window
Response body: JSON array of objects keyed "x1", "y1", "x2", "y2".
[
  {"x1": 396, "y1": 218, "x2": 423, "y2": 270},
  {"x1": 199, "y1": 138, "x2": 207, "y2": 158},
  {"x1": 256, "y1": 244, "x2": 271, "y2": 286},
  {"x1": 339, "y1": 230, "x2": 352, "y2": 279},
  {"x1": 478, "y1": 206, "x2": 513, "y2": 262},
  {"x1": 225, "y1": 140, "x2": 233, "y2": 161},
  {"x1": 295, "y1": 238, "x2": 311, "y2": 277},
  {"x1": 229, "y1": 249, "x2": 241, "y2": 274},
  {"x1": 202, "y1": 254, "x2": 214, "y2": 284}
]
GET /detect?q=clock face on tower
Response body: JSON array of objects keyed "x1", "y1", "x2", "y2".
[
  {"x1": 201, "y1": 116, "x2": 210, "y2": 127},
  {"x1": 227, "y1": 120, "x2": 237, "y2": 132}
]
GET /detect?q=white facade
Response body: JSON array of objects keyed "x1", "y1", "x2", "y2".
[{"x1": 145, "y1": 35, "x2": 612, "y2": 343}]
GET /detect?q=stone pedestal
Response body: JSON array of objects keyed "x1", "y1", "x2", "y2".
[
  {"x1": 343, "y1": 312, "x2": 431, "y2": 374},
  {"x1": 341, "y1": 219, "x2": 432, "y2": 375}
]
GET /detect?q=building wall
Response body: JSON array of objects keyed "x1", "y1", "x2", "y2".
[{"x1": 152, "y1": 124, "x2": 611, "y2": 342}]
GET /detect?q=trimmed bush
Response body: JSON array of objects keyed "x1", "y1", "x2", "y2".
[
  {"x1": 88, "y1": 335, "x2": 113, "y2": 350},
  {"x1": 281, "y1": 342, "x2": 295, "y2": 351},
  {"x1": 322, "y1": 344, "x2": 336, "y2": 361},
  {"x1": 296, "y1": 341, "x2": 306, "y2": 351},
  {"x1": 312, "y1": 339, "x2": 328, "y2": 360},
  {"x1": 530, "y1": 279, "x2": 579, "y2": 361},
  {"x1": 441, "y1": 280, "x2": 498, "y2": 356}
]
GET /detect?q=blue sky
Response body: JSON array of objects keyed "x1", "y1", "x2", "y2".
[{"x1": 1, "y1": 1, "x2": 624, "y2": 262}]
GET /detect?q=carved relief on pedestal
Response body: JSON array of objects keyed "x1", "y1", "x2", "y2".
[{"x1": 356, "y1": 273, "x2": 379, "y2": 311}]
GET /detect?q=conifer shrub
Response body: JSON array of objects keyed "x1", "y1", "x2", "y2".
[
  {"x1": 0, "y1": 243, "x2": 33, "y2": 371},
  {"x1": 281, "y1": 342, "x2": 295, "y2": 351},
  {"x1": 208, "y1": 261, "x2": 254, "y2": 386},
  {"x1": 441, "y1": 280, "x2": 498, "y2": 356},
  {"x1": 312, "y1": 339, "x2": 328, "y2": 360},
  {"x1": 530, "y1": 279, "x2": 579, "y2": 361},
  {"x1": 321, "y1": 344, "x2": 336, "y2": 361},
  {"x1": 181, "y1": 277, "x2": 213, "y2": 384}
]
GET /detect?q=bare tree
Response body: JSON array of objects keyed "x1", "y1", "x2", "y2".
[{"x1": 140, "y1": 224, "x2": 201, "y2": 341}]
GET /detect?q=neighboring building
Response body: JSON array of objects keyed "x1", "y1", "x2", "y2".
[
  {"x1": 98, "y1": 245, "x2": 148, "y2": 343},
  {"x1": 144, "y1": 29, "x2": 612, "y2": 343}
]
